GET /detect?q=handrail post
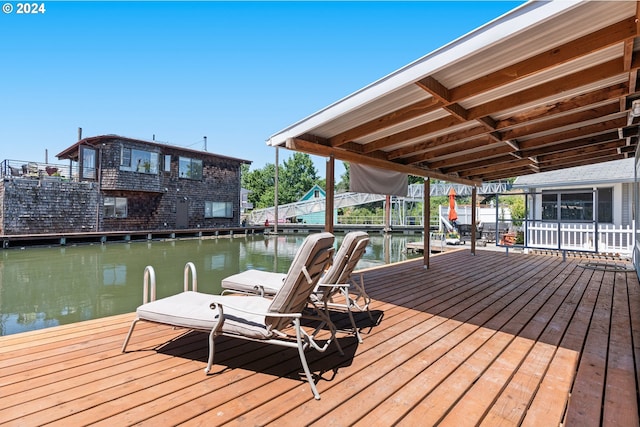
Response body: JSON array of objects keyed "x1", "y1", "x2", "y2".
[
  {"x1": 143, "y1": 265, "x2": 156, "y2": 303},
  {"x1": 184, "y1": 262, "x2": 197, "y2": 292}
]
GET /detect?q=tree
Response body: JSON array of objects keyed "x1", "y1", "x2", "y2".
[
  {"x1": 336, "y1": 162, "x2": 350, "y2": 192},
  {"x1": 242, "y1": 163, "x2": 276, "y2": 209},
  {"x1": 408, "y1": 175, "x2": 423, "y2": 185},
  {"x1": 240, "y1": 153, "x2": 322, "y2": 209},
  {"x1": 503, "y1": 194, "x2": 526, "y2": 226},
  {"x1": 279, "y1": 153, "x2": 319, "y2": 204}
]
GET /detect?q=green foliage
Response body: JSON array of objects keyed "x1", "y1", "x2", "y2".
[
  {"x1": 336, "y1": 162, "x2": 350, "y2": 192},
  {"x1": 279, "y1": 153, "x2": 319, "y2": 204},
  {"x1": 242, "y1": 163, "x2": 276, "y2": 209},
  {"x1": 408, "y1": 175, "x2": 423, "y2": 185},
  {"x1": 430, "y1": 196, "x2": 449, "y2": 218},
  {"x1": 502, "y1": 194, "x2": 526, "y2": 226},
  {"x1": 241, "y1": 153, "x2": 321, "y2": 209}
]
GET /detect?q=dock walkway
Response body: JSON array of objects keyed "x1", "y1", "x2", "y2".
[{"x1": 1, "y1": 250, "x2": 638, "y2": 426}]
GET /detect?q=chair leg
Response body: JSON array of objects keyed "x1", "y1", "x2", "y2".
[
  {"x1": 340, "y1": 286, "x2": 362, "y2": 343},
  {"x1": 294, "y1": 318, "x2": 321, "y2": 400},
  {"x1": 121, "y1": 318, "x2": 140, "y2": 352},
  {"x1": 204, "y1": 302, "x2": 224, "y2": 374},
  {"x1": 313, "y1": 301, "x2": 344, "y2": 356},
  {"x1": 351, "y1": 273, "x2": 373, "y2": 322},
  {"x1": 204, "y1": 327, "x2": 217, "y2": 374}
]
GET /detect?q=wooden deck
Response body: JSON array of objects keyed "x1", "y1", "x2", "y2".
[{"x1": 1, "y1": 249, "x2": 639, "y2": 426}]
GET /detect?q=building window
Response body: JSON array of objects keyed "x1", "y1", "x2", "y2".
[
  {"x1": 81, "y1": 146, "x2": 96, "y2": 180},
  {"x1": 597, "y1": 187, "x2": 613, "y2": 223},
  {"x1": 163, "y1": 155, "x2": 171, "y2": 172},
  {"x1": 121, "y1": 147, "x2": 132, "y2": 168},
  {"x1": 104, "y1": 197, "x2": 128, "y2": 218},
  {"x1": 120, "y1": 147, "x2": 159, "y2": 174},
  {"x1": 179, "y1": 157, "x2": 203, "y2": 180},
  {"x1": 541, "y1": 188, "x2": 613, "y2": 223},
  {"x1": 205, "y1": 201, "x2": 233, "y2": 218}
]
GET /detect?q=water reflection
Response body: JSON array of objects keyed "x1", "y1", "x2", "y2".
[{"x1": 0, "y1": 233, "x2": 423, "y2": 336}]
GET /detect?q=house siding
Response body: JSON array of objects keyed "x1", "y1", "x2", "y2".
[
  {"x1": 622, "y1": 182, "x2": 631, "y2": 226},
  {"x1": 1, "y1": 179, "x2": 98, "y2": 234},
  {"x1": 0, "y1": 136, "x2": 248, "y2": 235}
]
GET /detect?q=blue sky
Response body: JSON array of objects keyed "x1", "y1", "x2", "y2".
[{"x1": 1, "y1": 1, "x2": 523, "y2": 177}]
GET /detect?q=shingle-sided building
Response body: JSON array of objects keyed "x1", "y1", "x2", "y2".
[{"x1": 0, "y1": 135, "x2": 251, "y2": 234}]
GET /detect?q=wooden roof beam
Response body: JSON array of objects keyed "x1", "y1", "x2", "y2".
[
  {"x1": 428, "y1": 146, "x2": 514, "y2": 171},
  {"x1": 521, "y1": 131, "x2": 621, "y2": 157},
  {"x1": 401, "y1": 137, "x2": 496, "y2": 165},
  {"x1": 539, "y1": 152, "x2": 624, "y2": 169},
  {"x1": 500, "y1": 103, "x2": 621, "y2": 141},
  {"x1": 415, "y1": 76, "x2": 469, "y2": 121},
  {"x1": 370, "y1": 60, "x2": 632, "y2": 157},
  {"x1": 454, "y1": 158, "x2": 534, "y2": 178},
  {"x1": 517, "y1": 117, "x2": 628, "y2": 150},
  {"x1": 496, "y1": 83, "x2": 629, "y2": 129},
  {"x1": 468, "y1": 58, "x2": 637, "y2": 120},
  {"x1": 386, "y1": 126, "x2": 486, "y2": 160},
  {"x1": 450, "y1": 17, "x2": 638, "y2": 102},
  {"x1": 437, "y1": 153, "x2": 518, "y2": 175},
  {"x1": 362, "y1": 115, "x2": 463, "y2": 153},
  {"x1": 329, "y1": 98, "x2": 442, "y2": 147},
  {"x1": 286, "y1": 137, "x2": 481, "y2": 186},
  {"x1": 620, "y1": 5, "x2": 637, "y2": 111},
  {"x1": 388, "y1": 86, "x2": 628, "y2": 163},
  {"x1": 536, "y1": 140, "x2": 628, "y2": 163},
  {"x1": 324, "y1": 18, "x2": 637, "y2": 151}
]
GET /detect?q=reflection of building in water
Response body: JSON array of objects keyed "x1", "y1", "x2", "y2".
[
  {"x1": 237, "y1": 234, "x2": 422, "y2": 272},
  {"x1": 0, "y1": 234, "x2": 424, "y2": 337},
  {"x1": 209, "y1": 253, "x2": 228, "y2": 270},
  {"x1": 103, "y1": 264, "x2": 127, "y2": 286}
]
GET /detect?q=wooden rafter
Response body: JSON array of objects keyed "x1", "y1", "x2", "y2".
[
  {"x1": 450, "y1": 17, "x2": 638, "y2": 102},
  {"x1": 330, "y1": 98, "x2": 441, "y2": 147},
  {"x1": 270, "y1": 3, "x2": 640, "y2": 183},
  {"x1": 286, "y1": 137, "x2": 481, "y2": 186}
]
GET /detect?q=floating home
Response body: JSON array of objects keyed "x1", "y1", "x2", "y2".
[{"x1": 0, "y1": 135, "x2": 251, "y2": 239}]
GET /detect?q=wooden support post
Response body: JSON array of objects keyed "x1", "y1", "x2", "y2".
[
  {"x1": 384, "y1": 194, "x2": 391, "y2": 232},
  {"x1": 424, "y1": 178, "x2": 430, "y2": 269},
  {"x1": 471, "y1": 187, "x2": 477, "y2": 255},
  {"x1": 325, "y1": 155, "x2": 335, "y2": 233},
  {"x1": 274, "y1": 147, "x2": 279, "y2": 234}
]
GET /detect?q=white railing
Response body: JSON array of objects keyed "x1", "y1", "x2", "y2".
[{"x1": 525, "y1": 222, "x2": 633, "y2": 257}]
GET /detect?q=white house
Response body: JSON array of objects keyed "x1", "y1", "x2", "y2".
[{"x1": 512, "y1": 158, "x2": 635, "y2": 256}]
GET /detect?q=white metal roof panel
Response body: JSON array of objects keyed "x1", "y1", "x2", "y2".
[{"x1": 267, "y1": 0, "x2": 584, "y2": 146}]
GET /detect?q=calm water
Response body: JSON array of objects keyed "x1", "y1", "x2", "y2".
[{"x1": 0, "y1": 233, "x2": 423, "y2": 336}]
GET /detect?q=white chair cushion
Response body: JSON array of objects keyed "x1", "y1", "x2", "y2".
[
  {"x1": 137, "y1": 292, "x2": 275, "y2": 340},
  {"x1": 221, "y1": 270, "x2": 286, "y2": 295},
  {"x1": 137, "y1": 291, "x2": 219, "y2": 330}
]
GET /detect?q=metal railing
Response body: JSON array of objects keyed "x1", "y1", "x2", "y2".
[{"x1": 1, "y1": 159, "x2": 78, "y2": 181}]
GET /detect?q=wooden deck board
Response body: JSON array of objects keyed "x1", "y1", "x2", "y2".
[
  {"x1": 603, "y1": 270, "x2": 639, "y2": 426},
  {"x1": 406, "y1": 258, "x2": 575, "y2": 426},
  {"x1": 1, "y1": 250, "x2": 639, "y2": 426}
]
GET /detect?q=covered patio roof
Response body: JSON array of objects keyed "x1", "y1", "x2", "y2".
[{"x1": 267, "y1": 1, "x2": 640, "y2": 186}]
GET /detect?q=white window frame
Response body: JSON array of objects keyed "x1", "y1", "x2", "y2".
[
  {"x1": 104, "y1": 197, "x2": 128, "y2": 218},
  {"x1": 205, "y1": 201, "x2": 233, "y2": 218}
]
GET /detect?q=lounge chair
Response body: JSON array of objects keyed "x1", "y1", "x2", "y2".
[
  {"x1": 221, "y1": 231, "x2": 371, "y2": 341},
  {"x1": 122, "y1": 232, "x2": 337, "y2": 400}
]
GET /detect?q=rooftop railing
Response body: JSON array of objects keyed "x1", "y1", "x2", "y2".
[{"x1": 1, "y1": 159, "x2": 78, "y2": 181}]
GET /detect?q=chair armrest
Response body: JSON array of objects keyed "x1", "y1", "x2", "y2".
[
  {"x1": 209, "y1": 300, "x2": 302, "y2": 318},
  {"x1": 316, "y1": 283, "x2": 350, "y2": 290}
]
